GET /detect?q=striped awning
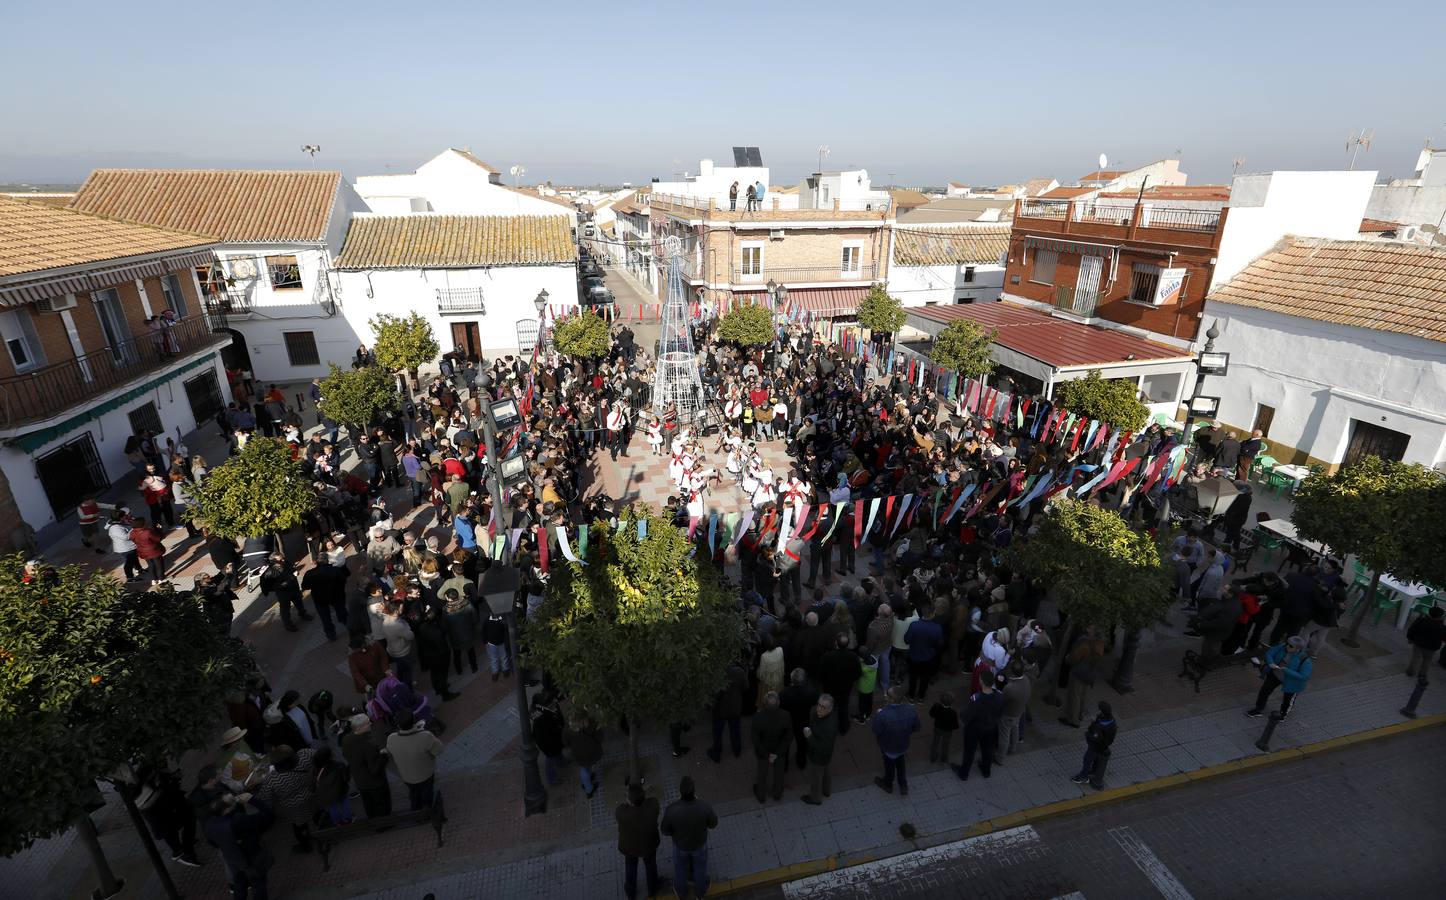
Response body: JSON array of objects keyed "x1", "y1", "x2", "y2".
[
  {"x1": 0, "y1": 249, "x2": 217, "y2": 306},
  {"x1": 1023, "y1": 235, "x2": 1118, "y2": 257},
  {"x1": 734, "y1": 285, "x2": 871, "y2": 317}
]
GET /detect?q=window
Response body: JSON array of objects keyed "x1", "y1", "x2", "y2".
[
  {"x1": 841, "y1": 245, "x2": 861, "y2": 273},
  {"x1": 0, "y1": 308, "x2": 45, "y2": 372},
  {"x1": 267, "y1": 255, "x2": 303, "y2": 290},
  {"x1": 1141, "y1": 372, "x2": 1182, "y2": 403},
  {"x1": 740, "y1": 244, "x2": 764, "y2": 278},
  {"x1": 127, "y1": 401, "x2": 163, "y2": 437},
  {"x1": 184, "y1": 370, "x2": 225, "y2": 425},
  {"x1": 963, "y1": 266, "x2": 976, "y2": 283},
  {"x1": 160, "y1": 273, "x2": 188, "y2": 318},
  {"x1": 1129, "y1": 264, "x2": 1161, "y2": 303},
  {"x1": 91, "y1": 289, "x2": 136, "y2": 365},
  {"x1": 1253, "y1": 404, "x2": 1275, "y2": 438},
  {"x1": 283, "y1": 331, "x2": 320, "y2": 366},
  {"x1": 1030, "y1": 249, "x2": 1057, "y2": 285},
  {"x1": 196, "y1": 265, "x2": 224, "y2": 296}
]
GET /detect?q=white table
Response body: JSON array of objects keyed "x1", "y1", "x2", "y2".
[
  {"x1": 1273, "y1": 464, "x2": 1311, "y2": 485},
  {"x1": 1381, "y1": 573, "x2": 1437, "y2": 628},
  {"x1": 1256, "y1": 518, "x2": 1328, "y2": 557}
]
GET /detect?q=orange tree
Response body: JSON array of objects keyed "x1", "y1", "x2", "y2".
[{"x1": 0, "y1": 556, "x2": 249, "y2": 855}]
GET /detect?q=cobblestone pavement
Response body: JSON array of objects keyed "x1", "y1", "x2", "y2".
[{"x1": 753, "y1": 724, "x2": 1446, "y2": 900}]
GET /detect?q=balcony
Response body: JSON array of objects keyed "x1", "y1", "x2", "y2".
[
  {"x1": 1014, "y1": 199, "x2": 1226, "y2": 249},
  {"x1": 203, "y1": 290, "x2": 251, "y2": 320},
  {"x1": 730, "y1": 264, "x2": 880, "y2": 285},
  {"x1": 0, "y1": 315, "x2": 227, "y2": 430},
  {"x1": 650, "y1": 192, "x2": 891, "y2": 222},
  {"x1": 436, "y1": 288, "x2": 486, "y2": 314}
]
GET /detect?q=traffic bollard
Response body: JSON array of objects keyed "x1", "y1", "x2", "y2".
[
  {"x1": 1254, "y1": 711, "x2": 1283, "y2": 751},
  {"x1": 1400, "y1": 675, "x2": 1429, "y2": 719}
]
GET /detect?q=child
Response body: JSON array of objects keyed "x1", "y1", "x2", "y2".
[
  {"x1": 928, "y1": 692, "x2": 960, "y2": 763},
  {"x1": 646, "y1": 417, "x2": 664, "y2": 456},
  {"x1": 854, "y1": 649, "x2": 878, "y2": 724},
  {"x1": 482, "y1": 611, "x2": 511, "y2": 681}
]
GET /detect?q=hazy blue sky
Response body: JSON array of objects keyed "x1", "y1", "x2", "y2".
[{"x1": 3, "y1": 0, "x2": 1443, "y2": 187}]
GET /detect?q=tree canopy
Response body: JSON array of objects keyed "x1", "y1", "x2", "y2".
[
  {"x1": 1006, "y1": 498, "x2": 1172, "y2": 632},
  {"x1": 369, "y1": 312, "x2": 440, "y2": 373},
  {"x1": 552, "y1": 311, "x2": 612, "y2": 359},
  {"x1": 856, "y1": 285, "x2": 906, "y2": 336},
  {"x1": 1052, "y1": 370, "x2": 1150, "y2": 431},
  {"x1": 524, "y1": 506, "x2": 746, "y2": 777},
  {"x1": 928, "y1": 319, "x2": 997, "y2": 377},
  {"x1": 0, "y1": 557, "x2": 249, "y2": 856},
  {"x1": 318, "y1": 362, "x2": 398, "y2": 430},
  {"x1": 716, "y1": 303, "x2": 776, "y2": 347},
  {"x1": 192, "y1": 436, "x2": 316, "y2": 539}
]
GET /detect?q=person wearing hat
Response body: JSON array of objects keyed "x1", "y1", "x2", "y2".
[
  {"x1": 262, "y1": 703, "x2": 306, "y2": 752},
  {"x1": 216, "y1": 726, "x2": 267, "y2": 794},
  {"x1": 1246, "y1": 635, "x2": 1313, "y2": 721},
  {"x1": 341, "y1": 713, "x2": 393, "y2": 818},
  {"x1": 1071, "y1": 701, "x2": 1117, "y2": 789}
]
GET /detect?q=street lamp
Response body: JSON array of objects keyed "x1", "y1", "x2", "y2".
[
  {"x1": 534, "y1": 288, "x2": 550, "y2": 351},
  {"x1": 1183, "y1": 320, "x2": 1227, "y2": 440}
]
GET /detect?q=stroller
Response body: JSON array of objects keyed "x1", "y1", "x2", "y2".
[{"x1": 367, "y1": 673, "x2": 446, "y2": 735}]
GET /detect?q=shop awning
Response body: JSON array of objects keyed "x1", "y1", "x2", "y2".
[{"x1": 733, "y1": 285, "x2": 871, "y2": 317}]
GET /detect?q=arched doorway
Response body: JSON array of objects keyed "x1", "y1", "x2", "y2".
[{"x1": 216, "y1": 327, "x2": 253, "y2": 374}]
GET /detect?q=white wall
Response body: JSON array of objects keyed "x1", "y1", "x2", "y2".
[
  {"x1": 887, "y1": 263, "x2": 1005, "y2": 307},
  {"x1": 2, "y1": 351, "x2": 229, "y2": 528},
  {"x1": 1213, "y1": 170, "x2": 1376, "y2": 289},
  {"x1": 354, "y1": 151, "x2": 578, "y2": 225},
  {"x1": 651, "y1": 159, "x2": 770, "y2": 207},
  {"x1": 334, "y1": 263, "x2": 579, "y2": 360},
  {"x1": 1367, "y1": 149, "x2": 1446, "y2": 227},
  {"x1": 1205, "y1": 301, "x2": 1446, "y2": 467},
  {"x1": 799, "y1": 170, "x2": 891, "y2": 209}
]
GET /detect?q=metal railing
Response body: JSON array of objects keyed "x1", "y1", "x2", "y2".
[
  {"x1": 203, "y1": 290, "x2": 251, "y2": 317},
  {"x1": 436, "y1": 288, "x2": 486, "y2": 314},
  {"x1": 650, "y1": 192, "x2": 892, "y2": 216},
  {"x1": 0, "y1": 315, "x2": 226, "y2": 429},
  {"x1": 730, "y1": 263, "x2": 879, "y2": 283},
  {"x1": 1054, "y1": 284, "x2": 1099, "y2": 318},
  {"x1": 1072, "y1": 202, "x2": 1134, "y2": 225},
  {"x1": 1138, "y1": 206, "x2": 1222, "y2": 232},
  {"x1": 1019, "y1": 200, "x2": 1069, "y2": 219}
]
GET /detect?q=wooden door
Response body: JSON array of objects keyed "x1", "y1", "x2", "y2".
[
  {"x1": 1344, "y1": 420, "x2": 1410, "y2": 467},
  {"x1": 450, "y1": 322, "x2": 481, "y2": 361}
]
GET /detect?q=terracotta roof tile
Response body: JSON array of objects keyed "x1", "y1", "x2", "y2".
[
  {"x1": 1358, "y1": 217, "x2": 1399, "y2": 233},
  {"x1": 1080, "y1": 169, "x2": 1126, "y2": 181},
  {"x1": 888, "y1": 188, "x2": 933, "y2": 210},
  {"x1": 1208, "y1": 236, "x2": 1446, "y2": 342},
  {"x1": 334, "y1": 214, "x2": 574, "y2": 270},
  {"x1": 70, "y1": 169, "x2": 342, "y2": 242},
  {"x1": 893, "y1": 225, "x2": 1011, "y2": 266},
  {"x1": 1022, "y1": 178, "x2": 1056, "y2": 197},
  {"x1": 1099, "y1": 185, "x2": 1231, "y2": 202},
  {"x1": 1039, "y1": 186, "x2": 1095, "y2": 200},
  {"x1": 0, "y1": 195, "x2": 213, "y2": 279},
  {"x1": 448, "y1": 149, "x2": 499, "y2": 174}
]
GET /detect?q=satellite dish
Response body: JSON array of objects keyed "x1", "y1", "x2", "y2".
[{"x1": 1098, "y1": 153, "x2": 1108, "y2": 171}]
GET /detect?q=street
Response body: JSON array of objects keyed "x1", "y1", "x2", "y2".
[{"x1": 751, "y1": 724, "x2": 1446, "y2": 900}]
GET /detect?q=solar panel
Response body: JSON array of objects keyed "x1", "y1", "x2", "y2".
[
  {"x1": 746, "y1": 147, "x2": 763, "y2": 166},
  {"x1": 732, "y1": 147, "x2": 749, "y2": 167}
]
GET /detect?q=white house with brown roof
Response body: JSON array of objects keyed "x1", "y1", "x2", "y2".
[
  {"x1": 354, "y1": 150, "x2": 579, "y2": 227},
  {"x1": 332, "y1": 214, "x2": 578, "y2": 361},
  {"x1": 887, "y1": 225, "x2": 1010, "y2": 306},
  {"x1": 70, "y1": 168, "x2": 369, "y2": 382},
  {"x1": 1203, "y1": 236, "x2": 1446, "y2": 470},
  {"x1": 0, "y1": 196, "x2": 225, "y2": 534}
]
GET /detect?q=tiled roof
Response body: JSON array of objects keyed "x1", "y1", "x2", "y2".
[
  {"x1": 1, "y1": 192, "x2": 75, "y2": 207},
  {"x1": 1080, "y1": 169, "x2": 1126, "y2": 181},
  {"x1": 1022, "y1": 178, "x2": 1056, "y2": 197},
  {"x1": 888, "y1": 188, "x2": 934, "y2": 209},
  {"x1": 1208, "y1": 236, "x2": 1446, "y2": 343},
  {"x1": 1039, "y1": 186, "x2": 1095, "y2": 200},
  {"x1": 0, "y1": 195, "x2": 213, "y2": 279},
  {"x1": 1099, "y1": 185, "x2": 1231, "y2": 202},
  {"x1": 71, "y1": 169, "x2": 341, "y2": 242},
  {"x1": 893, "y1": 226, "x2": 1011, "y2": 266},
  {"x1": 333, "y1": 214, "x2": 575, "y2": 270},
  {"x1": 503, "y1": 185, "x2": 577, "y2": 211},
  {"x1": 948, "y1": 181, "x2": 968, "y2": 189},
  {"x1": 1358, "y1": 217, "x2": 1399, "y2": 233},
  {"x1": 907, "y1": 301, "x2": 1191, "y2": 369},
  {"x1": 449, "y1": 149, "x2": 499, "y2": 174}
]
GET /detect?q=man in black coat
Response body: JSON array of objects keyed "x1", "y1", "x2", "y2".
[
  {"x1": 779, "y1": 668, "x2": 820, "y2": 770},
  {"x1": 1071, "y1": 701, "x2": 1118, "y2": 789},
  {"x1": 705, "y1": 662, "x2": 746, "y2": 763},
  {"x1": 200, "y1": 794, "x2": 276, "y2": 900},
  {"x1": 615, "y1": 783, "x2": 661, "y2": 900},
  {"x1": 817, "y1": 634, "x2": 862, "y2": 735},
  {"x1": 751, "y1": 692, "x2": 793, "y2": 802}
]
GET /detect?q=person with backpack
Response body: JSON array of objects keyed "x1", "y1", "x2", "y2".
[
  {"x1": 1246, "y1": 635, "x2": 1313, "y2": 721},
  {"x1": 1071, "y1": 701, "x2": 1117, "y2": 789}
]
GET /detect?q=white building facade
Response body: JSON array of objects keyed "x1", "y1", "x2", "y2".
[
  {"x1": 887, "y1": 225, "x2": 1010, "y2": 306},
  {"x1": 354, "y1": 149, "x2": 579, "y2": 227}
]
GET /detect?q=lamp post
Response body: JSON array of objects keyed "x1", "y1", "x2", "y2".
[
  {"x1": 533, "y1": 288, "x2": 550, "y2": 351},
  {"x1": 475, "y1": 373, "x2": 548, "y2": 815},
  {"x1": 1182, "y1": 320, "x2": 1227, "y2": 455}
]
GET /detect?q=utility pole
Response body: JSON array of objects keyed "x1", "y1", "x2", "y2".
[{"x1": 476, "y1": 373, "x2": 548, "y2": 815}]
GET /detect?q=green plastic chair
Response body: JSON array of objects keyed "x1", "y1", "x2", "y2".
[
  {"x1": 1266, "y1": 469, "x2": 1293, "y2": 496},
  {"x1": 1348, "y1": 560, "x2": 1374, "y2": 600},
  {"x1": 1370, "y1": 589, "x2": 1403, "y2": 627},
  {"x1": 1255, "y1": 531, "x2": 1284, "y2": 567},
  {"x1": 1253, "y1": 454, "x2": 1278, "y2": 480},
  {"x1": 1408, "y1": 593, "x2": 1441, "y2": 620}
]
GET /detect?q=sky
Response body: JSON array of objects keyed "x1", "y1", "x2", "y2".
[{"x1": 3, "y1": 0, "x2": 1444, "y2": 188}]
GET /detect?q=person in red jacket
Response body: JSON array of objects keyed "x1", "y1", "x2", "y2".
[{"x1": 128, "y1": 516, "x2": 167, "y2": 583}]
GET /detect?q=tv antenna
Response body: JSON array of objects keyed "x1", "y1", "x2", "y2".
[
  {"x1": 1346, "y1": 128, "x2": 1374, "y2": 170},
  {"x1": 1097, "y1": 152, "x2": 1108, "y2": 173},
  {"x1": 509, "y1": 164, "x2": 526, "y2": 188},
  {"x1": 301, "y1": 144, "x2": 321, "y2": 167},
  {"x1": 818, "y1": 145, "x2": 831, "y2": 174},
  {"x1": 1232, "y1": 157, "x2": 1246, "y2": 175}
]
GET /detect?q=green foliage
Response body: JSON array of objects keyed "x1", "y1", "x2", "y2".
[
  {"x1": 369, "y1": 312, "x2": 440, "y2": 372},
  {"x1": 1052, "y1": 370, "x2": 1149, "y2": 431},
  {"x1": 1292, "y1": 456, "x2": 1446, "y2": 587},
  {"x1": 552, "y1": 311, "x2": 612, "y2": 359},
  {"x1": 1006, "y1": 499, "x2": 1172, "y2": 631},
  {"x1": 192, "y1": 436, "x2": 316, "y2": 538},
  {"x1": 717, "y1": 303, "x2": 776, "y2": 347},
  {"x1": 318, "y1": 362, "x2": 398, "y2": 429},
  {"x1": 525, "y1": 506, "x2": 746, "y2": 738},
  {"x1": 0, "y1": 556, "x2": 249, "y2": 855},
  {"x1": 929, "y1": 319, "x2": 997, "y2": 377},
  {"x1": 855, "y1": 285, "x2": 906, "y2": 335}
]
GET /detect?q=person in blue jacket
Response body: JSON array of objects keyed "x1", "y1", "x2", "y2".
[
  {"x1": 1246, "y1": 635, "x2": 1312, "y2": 720},
  {"x1": 453, "y1": 508, "x2": 477, "y2": 552}
]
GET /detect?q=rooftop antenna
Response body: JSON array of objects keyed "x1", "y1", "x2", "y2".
[
  {"x1": 509, "y1": 164, "x2": 526, "y2": 188},
  {"x1": 818, "y1": 145, "x2": 831, "y2": 174},
  {"x1": 1346, "y1": 128, "x2": 1374, "y2": 170},
  {"x1": 1098, "y1": 152, "x2": 1108, "y2": 174},
  {"x1": 301, "y1": 145, "x2": 321, "y2": 168},
  {"x1": 1232, "y1": 157, "x2": 1246, "y2": 176}
]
